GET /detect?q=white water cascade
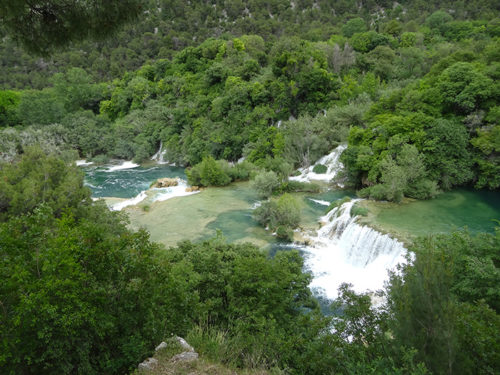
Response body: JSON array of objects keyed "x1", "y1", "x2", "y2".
[
  {"x1": 151, "y1": 141, "x2": 167, "y2": 164},
  {"x1": 302, "y1": 200, "x2": 407, "y2": 299},
  {"x1": 290, "y1": 144, "x2": 347, "y2": 183},
  {"x1": 110, "y1": 178, "x2": 200, "y2": 211}
]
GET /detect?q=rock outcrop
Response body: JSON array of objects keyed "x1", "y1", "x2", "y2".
[
  {"x1": 185, "y1": 186, "x2": 199, "y2": 192},
  {"x1": 138, "y1": 336, "x2": 198, "y2": 372},
  {"x1": 172, "y1": 351, "x2": 199, "y2": 362},
  {"x1": 154, "y1": 177, "x2": 179, "y2": 188},
  {"x1": 138, "y1": 357, "x2": 158, "y2": 371}
]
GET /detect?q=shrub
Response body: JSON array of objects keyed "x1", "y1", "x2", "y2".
[
  {"x1": 350, "y1": 203, "x2": 369, "y2": 217},
  {"x1": 274, "y1": 194, "x2": 301, "y2": 229},
  {"x1": 186, "y1": 156, "x2": 232, "y2": 187},
  {"x1": 254, "y1": 193, "x2": 301, "y2": 241},
  {"x1": 276, "y1": 225, "x2": 294, "y2": 241},
  {"x1": 279, "y1": 180, "x2": 321, "y2": 193},
  {"x1": 229, "y1": 160, "x2": 257, "y2": 181},
  {"x1": 252, "y1": 170, "x2": 280, "y2": 198},
  {"x1": 312, "y1": 164, "x2": 327, "y2": 174}
]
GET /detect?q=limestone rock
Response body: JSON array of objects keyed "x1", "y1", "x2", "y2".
[
  {"x1": 154, "y1": 177, "x2": 179, "y2": 188},
  {"x1": 175, "y1": 336, "x2": 194, "y2": 352},
  {"x1": 138, "y1": 357, "x2": 158, "y2": 371},
  {"x1": 155, "y1": 341, "x2": 168, "y2": 351},
  {"x1": 185, "y1": 186, "x2": 199, "y2": 192},
  {"x1": 171, "y1": 351, "x2": 199, "y2": 362}
]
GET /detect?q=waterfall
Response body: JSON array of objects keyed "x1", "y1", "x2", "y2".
[
  {"x1": 151, "y1": 141, "x2": 166, "y2": 163},
  {"x1": 290, "y1": 143, "x2": 347, "y2": 183},
  {"x1": 302, "y1": 200, "x2": 407, "y2": 299}
]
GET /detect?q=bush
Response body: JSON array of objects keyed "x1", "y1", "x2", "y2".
[
  {"x1": 350, "y1": 203, "x2": 369, "y2": 217},
  {"x1": 279, "y1": 180, "x2": 321, "y2": 194},
  {"x1": 276, "y1": 225, "x2": 294, "y2": 241},
  {"x1": 229, "y1": 160, "x2": 257, "y2": 181},
  {"x1": 312, "y1": 164, "x2": 328, "y2": 174},
  {"x1": 90, "y1": 154, "x2": 109, "y2": 164},
  {"x1": 254, "y1": 194, "x2": 301, "y2": 241},
  {"x1": 252, "y1": 170, "x2": 280, "y2": 198},
  {"x1": 186, "y1": 156, "x2": 232, "y2": 187}
]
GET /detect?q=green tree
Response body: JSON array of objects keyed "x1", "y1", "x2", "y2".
[
  {"x1": 17, "y1": 89, "x2": 66, "y2": 125},
  {"x1": 254, "y1": 193, "x2": 301, "y2": 240},
  {"x1": 0, "y1": 147, "x2": 90, "y2": 221},
  {"x1": 252, "y1": 170, "x2": 281, "y2": 198},
  {"x1": 0, "y1": 90, "x2": 20, "y2": 127},
  {"x1": 342, "y1": 18, "x2": 367, "y2": 38},
  {"x1": 387, "y1": 230, "x2": 500, "y2": 374},
  {"x1": 424, "y1": 118, "x2": 473, "y2": 189},
  {"x1": 51, "y1": 68, "x2": 104, "y2": 112},
  {"x1": 0, "y1": 0, "x2": 143, "y2": 54},
  {"x1": 437, "y1": 62, "x2": 493, "y2": 114},
  {"x1": 186, "y1": 156, "x2": 232, "y2": 187}
]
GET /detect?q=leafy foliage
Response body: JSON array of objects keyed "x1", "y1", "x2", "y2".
[
  {"x1": 253, "y1": 193, "x2": 301, "y2": 241},
  {"x1": 0, "y1": 0, "x2": 142, "y2": 54}
]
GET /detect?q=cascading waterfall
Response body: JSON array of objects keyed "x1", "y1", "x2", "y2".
[
  {"x1": 151, "y1": 141, "x2": 166, "y2": 163},
  {"x1": 302, "y1": 200, "x2": 407, "y2": 300},
  {"x1": 290, "y1": 143, "x2": 347, "y2": 183}
]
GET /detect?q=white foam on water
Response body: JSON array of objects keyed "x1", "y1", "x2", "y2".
[
  {"x1": 290, "y1": 144, "x2": 347, "y2": 183},
  {"x1": 106, "y1": 161, "x2": 140, "y2": 172},
  {"x1": 251, "y1": 201, "x2": 262, "y2": 209},
  {"x1": 76, "y1": 160, "x2": 94, "y2": 166},
  {"x1": 302, "y1": 199, "x2": 407, "y2": 300},
  {"x1": 111, "y1": 190, "x2": 147, "y2": 211},
  {"x1": 308, "y1": 198, "x2": 330, "y2": 206},
  {"x1": 152, "y1": 179, "x2": 199, "y2": 202}
]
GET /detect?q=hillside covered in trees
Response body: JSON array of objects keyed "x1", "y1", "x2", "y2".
[
  {"x1": 1, "y1": 1, "x2": 499, "y2": 374},
  {"x1": 1, "y1": 3, "x2": 499, "y2": 201}
]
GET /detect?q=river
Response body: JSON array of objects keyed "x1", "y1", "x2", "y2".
[{"x1": 81, "y1": 155, "x2": 500, "y2": 302}]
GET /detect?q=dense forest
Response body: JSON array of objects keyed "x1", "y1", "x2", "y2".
[
  {"x1": 1, "y1": 4, "x2": 499, "y2": 200},
  {"x1": 1, "y1": 1, "x2": 499, "y2": 374}
]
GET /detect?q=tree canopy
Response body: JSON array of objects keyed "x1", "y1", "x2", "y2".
[{"x1": 0, "y1": 0, "x2": 142, "y2": 54}]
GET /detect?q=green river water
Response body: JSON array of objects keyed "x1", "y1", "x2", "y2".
[{"x1": 83, "y1": 164, "x2": 500, "y2": 248}]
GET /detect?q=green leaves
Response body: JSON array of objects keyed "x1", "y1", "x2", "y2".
[
  {"x1": 387, "y1": 230, "x2": 500, "y2": 374},
  {"x1": 0, "y1": 0, "x2": 143, "y2": 55},
  {"x1": 0, "y1": 147, "x2": 90, "y2": 221},
  {"x1": 437, "y1": 62, "x2": 493, "y2": 114},
  {"x1": 253, "y1": 193, "x2": 301, "y2": 241}
]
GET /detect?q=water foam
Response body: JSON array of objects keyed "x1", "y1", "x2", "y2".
[
  {"x1": 302, "y1": 200, "x2": 407, "y2": 299},
  {"x1": 290, "y1": 144, "x2": 347, "y2": 183},
  {"x1": 152, "y1": 179, "x2": 199, "y2": 202},
  {"x1": 76, "y1": 160, "x2": 94, "y2": 166},
  {"x1": 308, "y1": 198, "x2": 330, "y2": 206},
  {"x1": 106, "y1": 161, "x2": 139, "y2": 172},
  {"x1": 111, "y1": 190, "x2": 147, "y2": 211}
]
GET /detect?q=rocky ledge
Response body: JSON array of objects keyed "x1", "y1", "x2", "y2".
[
  {"x1": 138, "y1": 336, "x2": 198, "y2": 372},
  {"x1": 153, "y1": 178, "x2": 179, "y2": 188}
]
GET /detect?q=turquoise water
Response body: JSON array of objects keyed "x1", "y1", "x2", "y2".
[
  {"x1": 374, "y1": 189, "x2": 500, "y2": 235},
  {"x1": 81, "y1": 165, "x2": 500, "y2": 238},
  {"x1": 83, "y1": 164, "x2": 186, "y2": 198}
]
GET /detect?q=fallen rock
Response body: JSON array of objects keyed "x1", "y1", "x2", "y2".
[
  {"x1": 185, "y1": 186, "x2": 199, "y2": 192},
  {"x1": 171, "y1": 351, "x2": 199, "y2": 362},
  {"x1": 138, "y1": 357, "x2": 158, "y2": 371},
  {"x1": 154, "y1": 177, "x2": 179, "y2": 188}
]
